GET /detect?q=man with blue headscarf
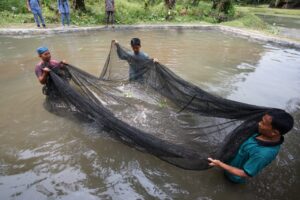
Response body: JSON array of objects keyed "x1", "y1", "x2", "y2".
[
  {"x1": 26, "y1": 0, "x2": 46, "y2": 28},
  {"x1": 35, "y1": 47, "x2": 63, "y2": 84},
  {"x1": 58, "y1": 0, "x2": 70, "y2": 26}
]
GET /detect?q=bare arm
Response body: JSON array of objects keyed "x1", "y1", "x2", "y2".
[
  {"x1": 208, "y1": 158, "x2": 249, "y2": 178},
  {"x1": 38, "y1": 68, "x2": 50, "y2": 85}
]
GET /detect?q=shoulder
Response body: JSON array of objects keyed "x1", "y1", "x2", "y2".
[
  {"x1": 253, "y1": 137, "x2": 282, "y2": 158},
  {"x1": 251, "y1": 146, "x2": 280, "y2": 164},
  {"x1": 35, "y1": 61, "x2": 43, "y2": 70},
  {"x1": 50, "y1": 59, "x2": 61, "y2": 67},
  {"x1": 243, "y1": 136, "x2": 280, "y2": 161},
  {"x1": 243, "y1": 154, "x2": 271, "y2": 177},
  {"x1": 50, "y1": 59, "x2": 59, "y2": 64},
  {"x1": 141, "y1": 52, "x2": 149, "y2": 58},
  {"x1": 34, "y1": 61, "x2": 43, "y2": 77}
]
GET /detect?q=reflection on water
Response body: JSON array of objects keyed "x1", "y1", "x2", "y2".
[
  {"x1": 228, "y1": 45, "x2": 300, "y2": 108},
  {"x1": 256, "y1": 14, "x2": 300, "y2": 40},
  {"x1": 256, "y1": 14, "x2": 300, "y2": 29},
  {"x1": 0, "y1": 29, "x2": 300, "y2": 200}
]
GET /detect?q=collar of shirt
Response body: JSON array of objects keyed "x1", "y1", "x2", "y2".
[{"x1": 254, "y1": 134, "x2": 284, "y2": 147}]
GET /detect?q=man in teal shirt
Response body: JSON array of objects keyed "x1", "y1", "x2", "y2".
[{"x1": 208, "y1": 110, "x2": 294, "y2": 183}]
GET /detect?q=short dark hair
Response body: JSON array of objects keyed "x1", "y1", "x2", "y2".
[
  {"x1": 131, "y1": 38, "x2": 141, "y2": 46},
  {"x1": 268, "y1": 110, "x2": 294, "y2": 135}
]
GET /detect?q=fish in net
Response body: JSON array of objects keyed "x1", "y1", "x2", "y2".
[{"x1": 43, "y1": 41, "x2": 285, "y2": 170}]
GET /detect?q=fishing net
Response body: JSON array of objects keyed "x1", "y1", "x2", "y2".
[{"x1": 44, "y1": 41, "x2": 282, "y2": 170}]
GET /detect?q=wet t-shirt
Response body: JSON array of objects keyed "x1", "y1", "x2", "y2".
[
  {"x1": 35, "y1": 59, "x2": 61, "y2": 78},
  {"x1": 128, "y1": 51, "x2": 149, "y2": 81},
  {"x1": 225, "y1": 133, "x2": 283, "y2": 183}
]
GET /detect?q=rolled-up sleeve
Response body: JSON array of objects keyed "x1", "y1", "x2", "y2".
[
  {"x1": 35, "y1": 65, "x2": 43, "y2": 78},
  {"x1": 243, "y1": 155, "x2": 270, "y2": 177}
]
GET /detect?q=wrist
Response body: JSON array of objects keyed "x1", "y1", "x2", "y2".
[{"x1": 215, "y1": 160, "x2": 223, "y2": 167}]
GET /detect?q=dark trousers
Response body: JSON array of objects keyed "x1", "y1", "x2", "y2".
[{"x1": 106, "y1": 11, "x2": 114, "y2": 25}]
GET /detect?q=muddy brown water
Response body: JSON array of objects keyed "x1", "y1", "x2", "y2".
[{"x1": 0, "y1": 29, "x2": 300, "y2": 200}]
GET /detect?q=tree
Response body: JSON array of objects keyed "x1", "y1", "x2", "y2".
[
  {"x1": 269, "y1": 0, "x2": 300, "y2": 8},
  {"x1": 165, "y1": 0, "x2": 176, "y2": 9},
  {"x1": 73, "y1": 0, "x2": 86, "y2": 11},
  {"x1": 190, "y1": 0, "x2": 201, "y2": 6},
  {"x1": 212, "y1": 0, "x2": 234, "y2": 14},
  {"x1": 144, "y1": 0, "x2": 157, "y2": 9}
]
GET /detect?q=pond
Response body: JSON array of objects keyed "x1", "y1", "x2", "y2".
[
  {"x1": 256, "y1": 14, "x2": 300, "y2": 40},
  {"x1": 256, "y1": 14, "x2": 300, "y2": 29},
  {"x1": 0, "y1": 29, "x2": 300, "y2": 200}
]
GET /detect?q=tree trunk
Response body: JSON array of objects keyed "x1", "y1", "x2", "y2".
[
  {"x1": 191, "y1": 0, "x2": 200, "y2": 6},
  {"x1": 164, "y1": 0, "x2": 176, "y2": 9},
  {"x1": 270, "y1": 0, "x2": 300, "y2": 8},
  {"x1": 73, "y1": 0, "x2": 86, "y2": 11},
  {"x1": 212, "y1": 0, "x2": 233, "y2": 14}
]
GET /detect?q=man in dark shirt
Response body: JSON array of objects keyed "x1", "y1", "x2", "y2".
[
  {"x1": 113, "y1": 38, "x2": 158, "y2": 81},
  {"x1": 105, "y1": 0, "x2": 115, "y2": 28}
]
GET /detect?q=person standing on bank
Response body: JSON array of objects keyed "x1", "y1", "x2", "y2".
[
  {"x1": 26, "y1": 0, "x2": 46, "y2": 28},
  {"x1": 105, "y1": 0, "x2": 115, "y2": 28},
  {"x1": 58, "y1": 0, "x2": 70, "y2": 27}
]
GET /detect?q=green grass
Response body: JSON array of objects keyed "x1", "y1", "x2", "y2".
[
  {"x1": 0, "y1": 6, "x2": 60, "y2": 26},
  {"x1": 0, "y1": 0, "x2": 217, "y2": 26},
  {"x1": 0, "y1": 1, "x2": 298, "y2": 36},
  {"x1": 222, "y1": 12, "x2": 279, "y2": 34},
  {"x1": 237, "y1": 5, "x2": 300, "y2": 18}
]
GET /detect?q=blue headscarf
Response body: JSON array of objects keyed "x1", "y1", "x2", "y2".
[{"x1": 36, "y1": 46, "x2": 49, "y2": 55}]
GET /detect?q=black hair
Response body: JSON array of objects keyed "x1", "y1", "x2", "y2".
[
  {"x1": 131, "y1": 38, "x2": 141, "y2": 46},
  {"x1": 268, "y1": 110, "x2": 294, "y2": 135}
]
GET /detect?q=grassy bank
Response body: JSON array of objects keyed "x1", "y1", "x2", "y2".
[
  {"x1": 0, "y1": 0, "x2": 219, "y2": 26},
  {"x1": 0, "y1": 1, "x2": 298, "y2": 34},
  {"x1": 221, "y1": 13, "x2": 278, "y2": 34},
  {"x1": 237, "y1": 5, "x2": 300, "y2": 18}
]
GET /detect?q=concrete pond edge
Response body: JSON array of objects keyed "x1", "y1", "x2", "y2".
[{"x1": 1, "y1": 24, "x2": 300, "y2": 50}]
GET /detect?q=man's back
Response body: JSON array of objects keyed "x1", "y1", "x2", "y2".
[{"x1": 128, "y1": 51, "x2": 149, "y2": 81}]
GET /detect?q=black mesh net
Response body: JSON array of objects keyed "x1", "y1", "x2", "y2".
[{"x1": 44, "y1": 41, "x2": 282, "y2": 170}]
